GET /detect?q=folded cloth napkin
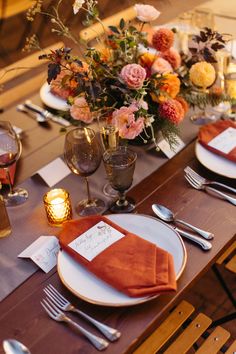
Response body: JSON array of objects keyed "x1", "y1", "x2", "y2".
[
  {"x1": 0, "y1": 164, "x2": 16, "y2": 185},
  {"x1": 59, "y1": 215, "x2": 177, "y2": 298},
  {"x1": 198, "y1": 120, "x2": 236, "y2": 162}
]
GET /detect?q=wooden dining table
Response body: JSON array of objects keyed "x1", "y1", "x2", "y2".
[{"x1": 0, "y1": 37, "x2": 236, "y2": 354}]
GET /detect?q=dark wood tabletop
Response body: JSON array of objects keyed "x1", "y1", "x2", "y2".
[{"x1": 0, "y1": 39, "x2": 236, "y2": 354}]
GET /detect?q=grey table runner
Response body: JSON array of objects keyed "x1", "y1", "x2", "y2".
[{"x1": 0, "y1": 112, "x2": 199, "y2": 302}]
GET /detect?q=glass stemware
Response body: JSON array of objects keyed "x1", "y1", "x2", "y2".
[
  {"x1": 103, "y1": 146, "x2": 137, "y2": 213},
  {"x1": 0, "y1": 121, "x2": 28, "y2": 206},
  {"x1": 64, "y1": 127, "x2": 106, "y2": 216},
  {"x1": 99, "y1": 124, "x2": 119, "y2": 197}
]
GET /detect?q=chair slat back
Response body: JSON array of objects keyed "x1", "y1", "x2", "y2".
[
  {"x1": 225, "y1": 340, "x2": 236, "y2": 353},
  {"x1": 216, "y1": 241, "x2": 236, "y2": 265},
  {"x1": 0, "y1": 42, "x2": 64, "y2": 85},
  {"x1": 195, "y1": 326, "x2": 230, "y2": 354},
  {"x1": 79, "y1": 6, "x2": 137, "y2": 42},
  {"x1": 1, "y1": 0, "x2": 31, "y2": 19}
]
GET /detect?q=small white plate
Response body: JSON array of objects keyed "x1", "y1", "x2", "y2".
[
  {"x1": 40, "y1": 82, "x2": 69, "y2": 111},
  {"x1": 195, "y1": 142, "x2": 236, "y2": 179},
  {"x1": 57, "y1": 214, "x2": 187, "y2": 307}
]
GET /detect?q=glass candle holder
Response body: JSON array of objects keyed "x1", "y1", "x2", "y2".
[{"x1": 43, "y1": 188, "x2": 72, "y2": 226}]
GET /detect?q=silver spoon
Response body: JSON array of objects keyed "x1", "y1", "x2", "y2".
[
  {"x1": 152, "y1": 204, "x2": 214, "y2": 240},
  {"x1": 17, "y1": 104, "x2": 49, "y2": 123},
  {"x1": 152, "y1": 204, "x2": 212, "y2": 251},
  {"x1": 3, "y1": 339, "x2": 31, "y2": 354}
]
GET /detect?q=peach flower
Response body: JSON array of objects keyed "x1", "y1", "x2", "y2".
[
  {"x1": 70, "y1": 97, "x2": 93, "y2": 123},
  {"x1": 50, "y1": 70, "x2": 74, "y2": 100},
  {"x1": 151, "y1": 57, "x2": 173, "y2": 75},
  {"x1": 160, "y1": 47, "x2": 181, "y2": 70},
  {"x1": 112, "y1": 105, "x2": 144, "y2": 139},
  {"x1": 152, "y1": 28, "x2": 174, "y2": 52},
  {"x1": 134, "y1": 4, "x2": 161, "y2": 22},
  {"x1": 120, "y1": 64, "x2": 146, "y2": 89},
  {"x1": 159, "y1": 99, "x2": 185, "y2": 124}
]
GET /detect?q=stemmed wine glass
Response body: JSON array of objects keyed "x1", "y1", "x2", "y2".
[
  {"x1": 64, "y1": 127, "x2": 106, "y2": 216},
  {"x1": 0, "y1": 121, "x2": 28, "y2": 206},
  {"x1": 103, "y1": 146, "x2": 137, "y2": 213}
]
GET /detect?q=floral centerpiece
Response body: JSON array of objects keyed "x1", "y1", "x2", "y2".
[{"x1": 25, "y1": 0, "x2": 231, "y2": 147}]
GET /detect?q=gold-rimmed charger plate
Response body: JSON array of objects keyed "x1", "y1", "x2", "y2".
[{"x1": 57, "y1": 214, "x2": 187, "y2": 307}]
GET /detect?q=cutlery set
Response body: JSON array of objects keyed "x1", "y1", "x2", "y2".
[
  {"x1": 17, "y1": 101, "x2": 70, "y2": 127},
  {"x1": 41, "y1": 284, "x2": 121, "y2": 351},
  {"x1": 153, "y1": 166, "x2": 235, "y2": 251}
]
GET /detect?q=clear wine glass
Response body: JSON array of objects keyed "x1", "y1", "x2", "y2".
[
  {"x1": 64, "y1": 127, "x2": 106, "y2": 216},
  {"x1": 99, "y1": 124, "x2": 119, "y2": 198},
  {"x1": 0, "y1": 121, "x2": 28, "y2": 206},
  {"x1": 103, "y1": 146, "x2": 137, "y2": 213}
]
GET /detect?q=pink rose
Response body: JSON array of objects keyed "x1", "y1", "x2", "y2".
[
  {"x1": 134, "y1": 4, "x2": 160, "y2": 22},
  {"x1": 160, "y1": 48, "x2": 181, "y2": 70},
  {"x1": 70, "y1": 97, "x2": 93, "y2": 123},
  {"x1": 120, "y1": 64, "x2": 146, "y2": 89},
  {"x1": 112, "y1": 105, "x2": 144, "y2": 139},
  {"x1": 151, "y1": 57, "x2": 173, "y2": 75}
]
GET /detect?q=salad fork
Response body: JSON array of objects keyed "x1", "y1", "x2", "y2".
[
  {"x1": 41, "y1": 298, "x2": 109, "y2": 351},
  {"x1": 44, "y1": 284, "x2": 121, "y2": 342},
  {"x1": 184, "y1": 166, "x2": 236, "y2": 194},
  {"x1": 185, "y1": 174, "x2": 236, "y2": 206}
]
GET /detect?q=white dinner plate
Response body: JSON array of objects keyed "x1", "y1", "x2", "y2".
[
  {"x1": 40, "y1": 82, "x2": 69, "y2": 111},
  {"x1": 57, "y1": 214, "x2": 187, "y2": 307},
  {"x1": 195, "y1": 142, "x2": 236, "y2": 179}
]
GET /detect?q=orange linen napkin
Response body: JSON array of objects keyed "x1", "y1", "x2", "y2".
[
  {"x1": 0, "y1": 164, "x2": 16, "y2": 185},
  {"x1": 198, "y1": 120, "x2": 236, "y2": 162},
  {"x1": 59, "y1": 215, "x2": 177, "y2": 298}
]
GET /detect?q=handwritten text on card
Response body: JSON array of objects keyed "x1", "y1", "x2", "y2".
[
  {"x1": 208, "y1": 127, "x2": 236, "y2": 154},
  {"x1": 69, "y1": 221, "x2": 125, "y2": 261}
]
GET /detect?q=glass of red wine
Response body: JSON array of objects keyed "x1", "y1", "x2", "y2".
[{"x1": 0, "y1": 121, "x2": 28, "y2": 206}]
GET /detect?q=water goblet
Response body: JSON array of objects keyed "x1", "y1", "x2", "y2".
[
  {"x1": 64, "y1": 127, "x2": 106, "y2": 216},
  {"x1": 0, "y1": 121, "x2": 28, "y2": 206},
  {"x1": 99, "y1": 124, "x2": 119, "y2": 197},
  {"x1": 103, "y1": 146, "x2": 137, "y2": 213}
]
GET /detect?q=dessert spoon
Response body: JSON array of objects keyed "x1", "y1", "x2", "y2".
[
  {"x1": 3, "y1": 339, "x2": 31, "y2": 354},
  {"x1": 152, "y1": 203, "x2": 214, "y2": 240}
]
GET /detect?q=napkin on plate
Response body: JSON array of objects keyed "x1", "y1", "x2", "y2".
[
  {"x1": 198, "y1": 120, "x2": 236, "y2": 162},
  {"x1": 0, "y1": 164, "x2": 16, "y2": 185},
  {"x1": 59, "y1": 215, "x2": 177, "y2": 298}
]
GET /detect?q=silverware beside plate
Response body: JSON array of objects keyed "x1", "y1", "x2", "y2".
[{"x1": 3, "y1": 339, "x2": 31, "y2": 354}]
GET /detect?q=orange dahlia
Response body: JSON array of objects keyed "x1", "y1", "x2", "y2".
[
  {"x1": 152, "y1": 28, "x2": 174, "y2": 52},
  {"x1": 159, "y1": 99, "x2": 185, "y2": 124}
]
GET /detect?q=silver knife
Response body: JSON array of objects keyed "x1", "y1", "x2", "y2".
[
  {"x1": 174, "y1": 226, "x2": 212, "y2": 251},
  {"x1": 24, "y1": 100, "x2": 70, "y2": 127}
]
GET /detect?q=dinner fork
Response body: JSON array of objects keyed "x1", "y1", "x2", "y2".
[
  {"x1": 43, "y1": 284, "x2": 121, "y2": 342},
  {"x1": 185, "y1": 174, "x2": 236, "y2": 206},
  {"x1": 184, "y1": 166, "x2": 236, "y2": 194},
  {"x1": 41, "y1": 298, "x2": 109, "y2": 351}
]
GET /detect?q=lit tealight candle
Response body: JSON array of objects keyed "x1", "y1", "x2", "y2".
[{"x1": 43, "y1": 188, "x2": 72, "y2": 226}]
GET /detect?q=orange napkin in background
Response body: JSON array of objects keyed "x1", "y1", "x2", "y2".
[
  {"x1": 198, "y1": 120, "x2": 236, "y2": 162},
  {"x1": 59, "y1": 215, "x2": 177, "y2": 298},
  {"x1": 0, "y1": 163, "x2": 16, "y2": 184}
]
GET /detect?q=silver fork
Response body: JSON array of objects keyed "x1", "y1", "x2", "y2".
[
  {"x1": 184, "y1": 166, "x2": 236, "y2": 194},
  {"x1": 44, "y1": 284, "x2": 121, "y2": 342},
  {"x1": 41, "y1": 298, "x2": 109, "y2": 351},
  {"x1": 185, "y1": 174, "x2": 236, "y2": 206}
]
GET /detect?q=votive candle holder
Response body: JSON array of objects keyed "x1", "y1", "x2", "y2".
[{"x1": 43, "y1": 188, "x2": 72, "y2": 226}]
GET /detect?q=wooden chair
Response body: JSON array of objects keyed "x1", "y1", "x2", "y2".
[
  {"x1": 79, "y1": 6, "x2": 137, "y2": 43},
  {"x1": 133, "y1": 300, "x2": 236, "y2": 354},
  {"x1": 211, "y1": 241, "x2": 236, "y2": 327}
]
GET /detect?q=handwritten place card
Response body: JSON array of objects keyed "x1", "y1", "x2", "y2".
[
  {"x1": 18, "y1": 236, "x2": 60, "y2": 273},
  {"x1": 157, "y1": 136, "x2": 186, "y2": 159},
  {"x1": 208, "y1": 127, "x2": 236, "y2": 154},
  {"x1": 37, "y1": 157, "x2": 71, "y2": 187},
  {"x1": 69, "y1": 221, "x2": 125, "y2": 261}
]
